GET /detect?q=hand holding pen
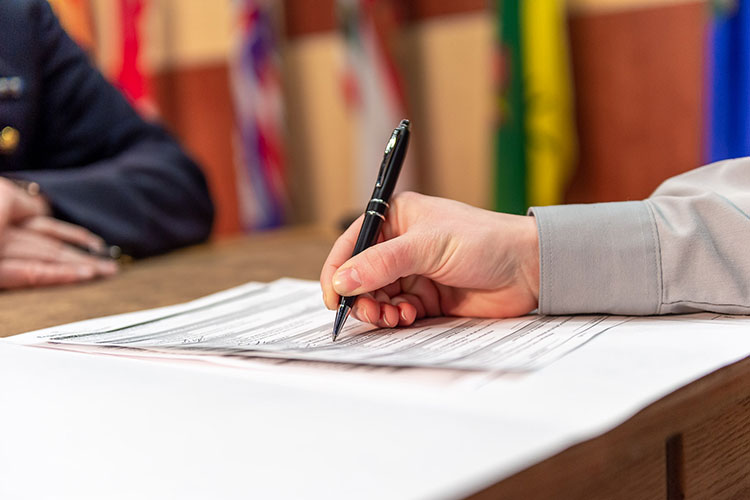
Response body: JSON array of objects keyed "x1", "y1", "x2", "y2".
[{"x1": 320, "y1": 132, "x2": 541, "y2": 337}]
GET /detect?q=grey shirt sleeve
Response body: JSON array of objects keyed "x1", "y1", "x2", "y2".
[{"x1": 529, "y1": 157, "x2": 750, "y2": 315}]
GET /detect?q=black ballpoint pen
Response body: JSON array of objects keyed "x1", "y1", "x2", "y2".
[{"x1": 332, "y1": 119, "x2": 411, "y2": 342}]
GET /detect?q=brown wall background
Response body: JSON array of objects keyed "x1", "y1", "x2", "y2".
[
  {"x1": 80, "y1": 0, "x2": 709, "y2": 236},
  {"x1": 566, "y1": 1, "x2": 706, "y2": 203}
]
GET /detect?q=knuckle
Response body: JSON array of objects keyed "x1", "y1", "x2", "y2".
[{"x1": 392, "y1": 191, "x2": 422, "y2": 210}]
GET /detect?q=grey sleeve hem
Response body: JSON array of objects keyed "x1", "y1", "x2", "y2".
[{"x1": 529, "y1": 201, "x2": 662, "y2": 315}]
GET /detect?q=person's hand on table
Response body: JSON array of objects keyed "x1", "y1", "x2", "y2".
[
  {"x1": 0, "y1": 178, "x2": 118, "y2": 288},
  {"x1": 320, "y1": 192, "x2": 540, "y2": 328}
]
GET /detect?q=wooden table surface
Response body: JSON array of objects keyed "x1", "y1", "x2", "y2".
[
  {"x1": 0, "y1": 227, "x2": 336, "y2": 338},
  {"x1": 2, "y1": 227, "x2": 748, "y2": 499}
]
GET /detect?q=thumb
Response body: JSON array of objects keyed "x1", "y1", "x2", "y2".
[{"x1": 332, "y1": 235, "x2": 422, "y2": 296}]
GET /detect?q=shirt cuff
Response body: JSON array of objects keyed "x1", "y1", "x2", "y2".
[{"x1": 529, "y1": 201, "x2": 662, "y2": 315}]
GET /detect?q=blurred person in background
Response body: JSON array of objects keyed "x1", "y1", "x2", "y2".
[
  {"x1": 0, "y1": 0, "x2": 214, "y2": 289},
  {"x1": 322, "y1": 158, "x2": 750, "y2": 327}
]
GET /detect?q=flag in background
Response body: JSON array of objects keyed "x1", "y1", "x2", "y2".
[
  {"x1": 114, "y1": 0, "x2": 158, "y2": 119},
  {"x1": 706, "y1": 0, "x2": 750, "y2": 162},
  {"x1": 521, "y1": 0, "x2": 576, "y2": 207},
  {"x1": 495, "y1": 0, "x2": 527, "y2": 214},
  {"x1": 495, "y1": 0, "x2": 577, "y2": 213},
  {"x1": 230, "y1": 0, "x2": 287, "y2": 230},
  {"x1": 47, "y1": 0, "x2": 96, "y2": 52},
  {"x1": 49, "y1": 0, "x2": 157, "y2": 119},
  {"x1": 338, "y1": 0, "x2": 415, "y2": 206}
]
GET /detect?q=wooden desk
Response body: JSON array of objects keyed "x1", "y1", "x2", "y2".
[{"x1": 2, "y1": 228, "x2": 748, "y2": 499}]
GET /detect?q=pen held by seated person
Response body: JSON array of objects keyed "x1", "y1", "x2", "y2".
[
  {"x1": 68, "y1": 243, "x2": 123, "y2": 260},
  {"x1": 332, "y1": 119, "x2": 411, "y2": 342}
]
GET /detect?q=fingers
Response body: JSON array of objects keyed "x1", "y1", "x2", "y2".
[
  {"x1": 20, "y1": 216, "x2": 105, "y2": 252},
  {"x1": 0, "y1": 227, "x2": 118, "y2": 277},
  {"x1": 391, "y1": 294, "x2": 423, "y2": 324},
  {"x1": 374, "y1": 290, "x2": 400, "y2": 328},
  {"x1": 332, "y1": 235, "x2": 421, "y2": 297},
  {"x1": 399, "y1": 275, "x2": 442, "y2": 317},
  {"x1": 351, "y1": 291, "x2": 426, "y2": 328},
  {"x1": 351, "y1": 294, "x2": 379, "y2": 324},
  {"x1": 350, "y1": 295, "x2": 401, "y2": 328},
  {"x1": 0, "y1": 259, "x2": 99, "y2": 289}
]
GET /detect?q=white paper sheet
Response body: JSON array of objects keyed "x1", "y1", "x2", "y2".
[
  {"x1": 13, "y1": 278, "x2": 628, "y2": 373},
  {"x1": 3, "y1": 280, "x2": 750, "y2": 500}
]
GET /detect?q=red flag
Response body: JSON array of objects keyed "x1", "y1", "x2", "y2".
[
  {"x1": 230, "y1": 0, "x2": 287, "y2": 230},
  {"x1": 114, "y1": 0, "x2": 158, "y2": 118},
  {"x1": 338, "y1": 0, "x2": 415, "y2": 204}
]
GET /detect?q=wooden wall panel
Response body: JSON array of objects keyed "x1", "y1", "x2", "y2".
[
  {"x1": 405, "y1": 0, "x2": 488, "y2": 20},
  {"x1": 283, "y1": 35, "x2": 356, "y2": 228},
  {"x1": 283, "y1": 0, "x2": 488, "y2": 36},
  {"x1": 565, "y1": 2, "x2": 707, "y2": 203},
  {"x1": 403, "y1": 13, "x2": 495, "y2": 209},
  {"x1": 284, "y1": 0, "x2": 337, "y2": 38},
  {"x1": 569, "y1": 0, "x2": 705, "y2": 15},
  {"x1": 152, "y1": 64, "x2": 241, "y2": 237}
]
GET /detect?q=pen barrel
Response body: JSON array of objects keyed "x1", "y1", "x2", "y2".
[
  {"x1": 351, "y1": 210, "x2": 384, "y2": 257},
  {"x1": 371, "y1": 127, "x2": 410, "y2": 202},
  {"x1": 365, "y1": 199, "x2": 388, "y2": 217}
]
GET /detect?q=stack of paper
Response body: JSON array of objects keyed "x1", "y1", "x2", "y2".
[{"x1": 3, "y1": 279, "x2": 750, "y2": 499}]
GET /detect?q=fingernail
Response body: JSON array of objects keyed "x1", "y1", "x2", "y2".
[
  {"x1": 400, "y1": 309, "x2": 407, "y2": 321},
  {"x1": 384, "y1": 314, "x2": 395, "y2": 328},
  {"x1": 97, "y1": 261, "x2": 118, "y2": 274},
  {"x1": 76, "y1": 266, "x2": 94, "y2": 279},
  {"x1": 333, "y1": 267, "x2": 361, "y2": 295}
]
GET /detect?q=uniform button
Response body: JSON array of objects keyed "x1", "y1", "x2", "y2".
[{"x1": 0, "y1": 126, "x2": 20, "y2": 154}]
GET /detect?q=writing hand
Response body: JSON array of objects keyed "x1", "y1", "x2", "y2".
[{"x1": 320, "y1": 192, "x2": 540, "y2": 327}]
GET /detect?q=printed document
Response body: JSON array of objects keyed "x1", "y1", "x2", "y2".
[{"x1": 13, "y1": 278, "x2": 627, "y2": 372}]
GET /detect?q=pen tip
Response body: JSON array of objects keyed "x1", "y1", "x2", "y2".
[{"x1": 331, "y1": 303, "x2": 351, "y2": 342}]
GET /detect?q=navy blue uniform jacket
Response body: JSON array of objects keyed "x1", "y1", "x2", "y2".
[{"x1": 0, "y1": 0, "x2": 214, "y2": 257}]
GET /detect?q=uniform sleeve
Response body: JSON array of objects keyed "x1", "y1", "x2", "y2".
[
  {"x1": 530, "y1": 157, "x2": 750, "y2": 315},
  {"x1": 7, "y1": 0, "x2": 214, "y2": 258}
]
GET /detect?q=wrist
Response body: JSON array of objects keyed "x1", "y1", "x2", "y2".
[{"x1": 519, "y1": 215, "x2": 540, "y2": 306}]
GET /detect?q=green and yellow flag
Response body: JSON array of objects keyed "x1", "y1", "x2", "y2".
[
  {"x1": 495, "y1": 0, "x2": 577, "y2": 213},
  {"x1": 495, "y1": 0, "x2": 527, "y2": 214}
]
